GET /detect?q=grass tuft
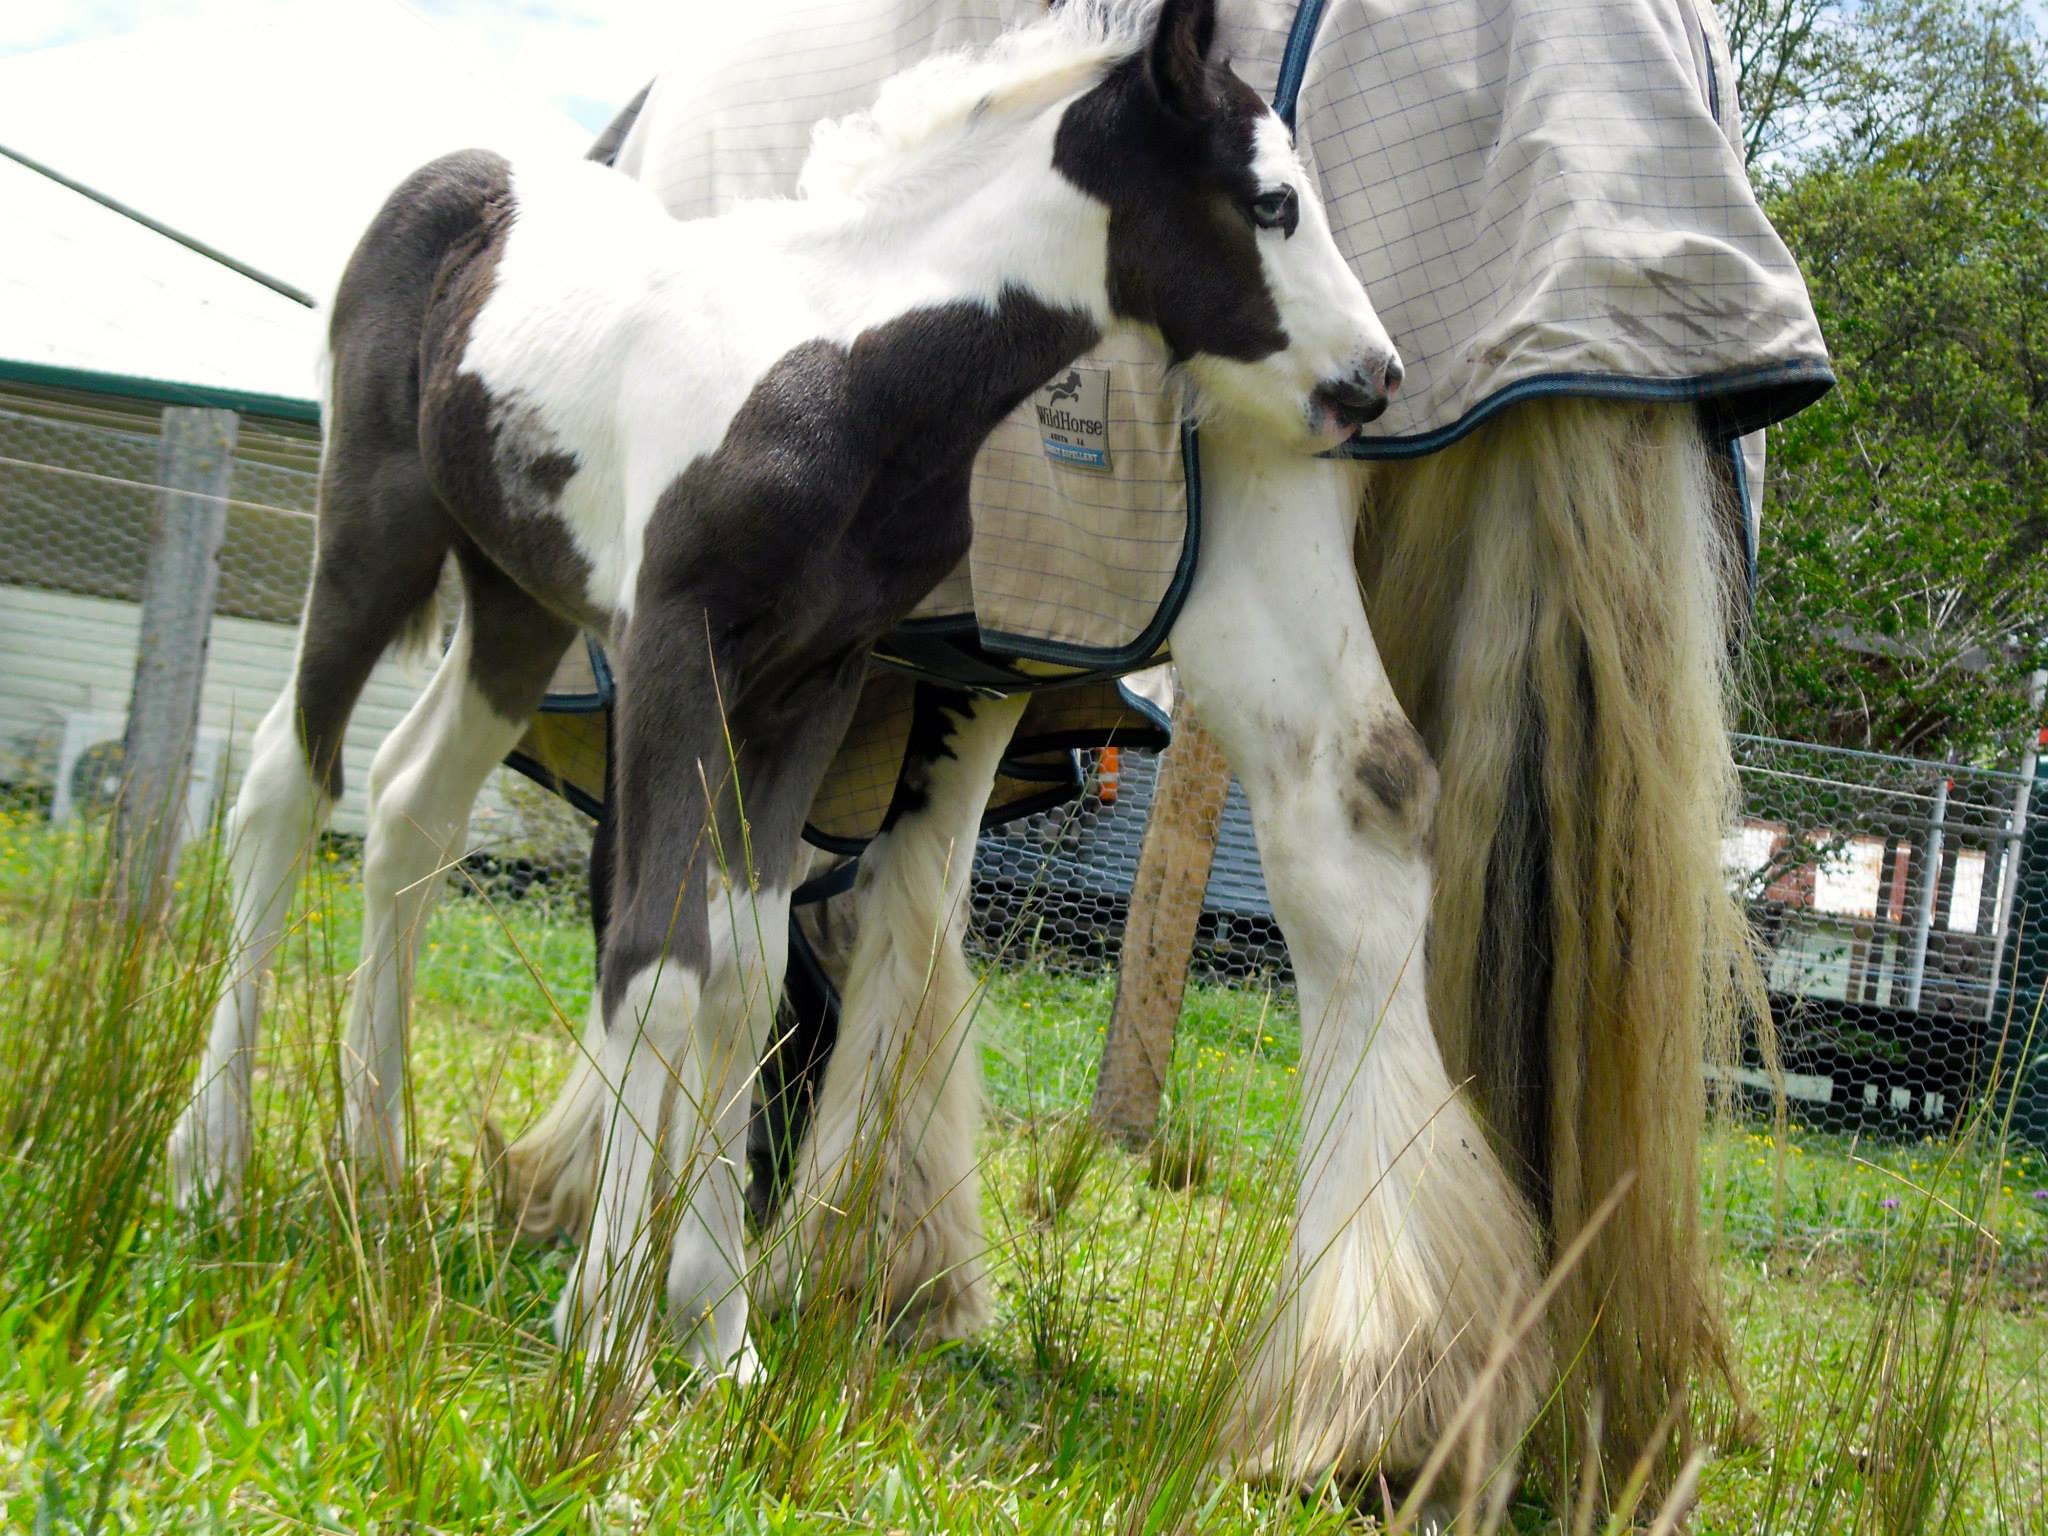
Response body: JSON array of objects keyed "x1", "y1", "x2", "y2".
[{"x1": 1144, "y1": 1104, "x2": 1214, "y2": 1194}]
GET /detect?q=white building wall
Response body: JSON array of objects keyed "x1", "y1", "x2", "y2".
[{"x1": 0, "y1": 581, "x2": 452, "y2": 837}]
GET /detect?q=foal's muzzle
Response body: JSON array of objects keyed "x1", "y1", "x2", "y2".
[{"x1": 1312, "y1": 354, "x2": 1403, "y2": 430}]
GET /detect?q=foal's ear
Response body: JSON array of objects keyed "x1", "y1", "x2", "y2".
[{"x1": 1145, "y1": 0, "x2": 1219, "y2": 125}]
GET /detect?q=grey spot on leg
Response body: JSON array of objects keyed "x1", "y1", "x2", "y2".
[{"x1": 1345, "y1": 710, "x2": 1436, "y2": 843}]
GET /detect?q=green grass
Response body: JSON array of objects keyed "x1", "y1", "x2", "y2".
[{"x1": 1, "y1": 808, "x2": 2043, "y2": 1532}]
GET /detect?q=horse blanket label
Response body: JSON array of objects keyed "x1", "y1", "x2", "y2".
[{"x1": 1034, "y1": 367, "x2": 1112, "y2": 474}]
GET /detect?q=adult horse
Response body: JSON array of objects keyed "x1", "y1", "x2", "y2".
[
  {"x1": 168, "y1": 0, "x2": 1408, "y2": 1390},
  {"x1": 510, "y1": 0, "x2": 1831, "y2": 1487}
]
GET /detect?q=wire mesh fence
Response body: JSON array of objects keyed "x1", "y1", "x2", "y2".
[
  {"x1": 1726, "y1": 735, "x2": 2047, "y2": 1145},
  {"x1": 4, "y1": 391, "x2": 2044, "y2": 1152},
  {"x1": 967, "y1": 744, "x2": 1290, "y2": 985},
  {"x1": 0, "y1": 393, "x2": 533, "y2": 842},
  {"x1": 969, "y1": 732, "x2": 2048, "y2": 1149},
  {"x1": 0, "y1": 399, "x2": 320, "y2": 625}
]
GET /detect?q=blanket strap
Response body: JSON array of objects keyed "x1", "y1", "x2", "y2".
[{"x1": 1273, "y1": 0, "x2": 1330, "y2": 130}]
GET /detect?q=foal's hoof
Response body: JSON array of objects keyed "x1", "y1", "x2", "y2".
[{"x1": 704, "y1": 1335, "x2": 762, "y2": 1390}]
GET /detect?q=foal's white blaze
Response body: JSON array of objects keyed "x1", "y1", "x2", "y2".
[{"x1": 1184, "y1": 113, "x2": 1400, "y2": 451}]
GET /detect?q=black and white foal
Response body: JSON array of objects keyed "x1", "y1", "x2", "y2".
[{"x1": 169, "y1": 0, "x2": 1398, "y2": 1376}]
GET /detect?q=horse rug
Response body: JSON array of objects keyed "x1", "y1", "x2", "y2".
[{"x1": 509, "y1": 0, "x2": 1832, "y2": 848}]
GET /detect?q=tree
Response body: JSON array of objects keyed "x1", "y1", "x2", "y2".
[
  {"x1": 1721, "y1": 0, "x2": 1840, "y2": 164},
  {"x1": 1737, "y1": 0, "x2": 2048, "y2": 761}
]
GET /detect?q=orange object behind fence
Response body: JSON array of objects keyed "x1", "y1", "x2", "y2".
[{"x1": 1096, "y1": 746, "x2": 1121, "y2": 805}]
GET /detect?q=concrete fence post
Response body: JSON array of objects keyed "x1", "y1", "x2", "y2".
[{"x1": 113, "y1": 406, "x2": 236, "y2": 920}]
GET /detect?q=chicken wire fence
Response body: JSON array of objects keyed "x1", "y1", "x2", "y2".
[
  {"x1": 1724, "y1": 735, "x2": 2048, "y2": 1146},
  {"x1": 966, "y1": 745, "x2": 1285, "y2": 984},
  {"x1": 0, "y1": 397, "x2": 584, "y2": 864},
  {"x1": 966, "y1": 734, "x2": 2048, "y2": 1148},
  {"x1": 0, "y1": 400, "x2": 320, "y2": 831},
  {"x1": 0, "y1": 399, "x2": 320, "y2": 628},
  {"x1": 5, "y1": 397, "x2": 2046, "y2": 1148}
]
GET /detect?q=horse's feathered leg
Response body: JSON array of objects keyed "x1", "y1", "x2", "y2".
[
  {"x1": 1170, "y1": 430, "x2": 1548, "y2": 1487},
  {"x1": 759, "y1": 688, "x2": 1026, "y2": 1339},
  {"x1": 1361, "y1": 397, "x2": 1751, "y2": 1475}
]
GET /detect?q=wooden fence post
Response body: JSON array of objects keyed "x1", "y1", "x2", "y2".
[
  {"x1": 1091, "y1": 692, "x2": 1233, "y2": 1144},
  {"x1": 114, "y1": 406, "x2": 236, "y2": 920}
]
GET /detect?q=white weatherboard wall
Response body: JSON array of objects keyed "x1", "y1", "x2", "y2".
[{"x1": 0, "y1": 583, "x2": 425, "y2": 837}]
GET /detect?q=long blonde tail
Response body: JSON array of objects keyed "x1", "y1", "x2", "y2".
[{"x1": 1358, "y1": 397, "x2": 1758, "y2": 1471}]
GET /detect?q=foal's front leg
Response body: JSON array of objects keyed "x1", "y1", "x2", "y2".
[
  {"x1": 760, "y1": 687, "x2": 1026, "y2": 1336},
  {"x1": 559, "y1": 613, "x2": 865, "y2": 1378}
]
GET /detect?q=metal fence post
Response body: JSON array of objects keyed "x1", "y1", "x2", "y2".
[
  {"x1": 1983, "y1": 671, "x2": 2047, "y2": 1021},
  {"x1": 113, "y1": 406, "x2": 236, "y2": 920},
  {"x1": 1091, "y1": 695, "x2": 1232, "y2": 1144},
  {"x1": 1903, "y1": 773, "x2": 1951, "y2": 1012}
]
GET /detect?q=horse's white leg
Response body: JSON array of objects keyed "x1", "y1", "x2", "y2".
[
  {"x1": 761, "y1": 689, "x2": 1026, "y2": 1337},
  {"x1": 559, "y1": 884, "x2": 788, "y2": 1380},
  {"x1": 1169, "y1": 430, "x2": 1547, "y2": 1486},
  {"x1": 339, "y1": 617, "x2": 548, "y2": 1182},
  {"x1": 567, "y1": 930, "x2": 776, "y2": 1381},
  {"x1": 173, "y1": 445, "x2": 456, "y2": 1213},
  {"x1": 169, "y1": 687, "x2": 330, "y2": 1210}
]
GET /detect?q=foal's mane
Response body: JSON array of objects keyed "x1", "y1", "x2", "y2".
[{"x1": 798, "y1": 0, "x2": 1162, "y2": 201}]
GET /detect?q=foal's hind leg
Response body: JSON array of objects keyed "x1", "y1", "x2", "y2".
[
  {"x1": 1170, "y1": 432, "x2": 1547, "y2": 1488},
  {"x1": 169, "y1": 683, "x2": 335, "y2": 1212},
  {"x1": 171, "y1": 460, "x2": 451, "y2": 1213},
  {"x1": 759, "y1": 688, "x2": 1025, "y2": 1337},
  {"x1": 342, "y1": 554, "x2": 572, "y2": 1186}
]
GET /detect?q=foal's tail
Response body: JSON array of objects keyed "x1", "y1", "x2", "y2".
[
  {"x1": 1358, "y1": 397, "x2": 1760, "y2": 1474},
  {"x1": 317, "y1": 148, "x2": 514, "y2": 678}
]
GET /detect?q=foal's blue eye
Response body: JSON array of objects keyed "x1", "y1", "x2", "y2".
[{"x1": 1249, "y1": 186, "x2": 1298, "y2": 237}]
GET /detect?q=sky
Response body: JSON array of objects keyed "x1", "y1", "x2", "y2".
[
  {"x1": 8, "y1": 0, "x2": 2042, "y2": 132},
  {"x1": 0, "y1": 0, "x2": 748, "y2": 396},
  {"x1": 0, "y1": 0, "x2": 735, "y2": 133}
]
